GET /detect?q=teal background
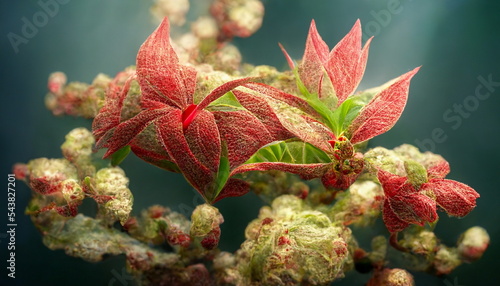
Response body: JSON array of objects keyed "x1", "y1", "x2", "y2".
[{"x1": 1, "y1": 0, "x2": 499, "y2": 285}]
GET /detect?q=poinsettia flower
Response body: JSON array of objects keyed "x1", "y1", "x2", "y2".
[
  {"x1": 377, "y1": 160, "x2": 479, "y2": 233},
  {"x1": 93, "y1": 18, "x2": 282, "y2": 203},
  {"x1": 232, "y1": 20, "x2": 419, "y2": 190}
]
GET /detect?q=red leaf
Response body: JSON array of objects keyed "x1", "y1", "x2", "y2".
[
  {"x1": 197, "y1": 77, "x2": 255, "y2": 110},
  {"x1": 324, "y1": 19, "x2": 372, "y2": 105},
  {"x1": 136, "y1": 17, "x2": 197, "y2": 108},
  {"x1": 232, "y1": 90, "x2": 294, "y2": 140},
  {"x1": 382, "y1": 200, "x2": 410, "y2": 233},
  {"x1": 212, "y1": 178, "x2": 250, "y2": 203},
  {"x1": 130, "y1": 144, "x2": 178, "y2": 172},
  {"x1": 298, "y1": 20, "x2": 330, "y2": 96},
  {"x1": 348, "y1": 67, "x2": 420, "y2": 144},
  {"x1": 378, "y1": 169, "x2": 438, "y2": 232},
  {"x1": 97, "y1": 108, "x2": 168, "y2": 158},
  {"x1": 156, "y1": 110, "x2": 214, "y2": 196},
  {"x1": 128, "y1": 124, "x2": 176, "y2": 168},
  {"x1": 278, "y1": 43, "x2": 295, "y2": 70},
  {"x1": 212, "y1": 109, "x2": 273, "y2": 169},
  {"x1": 243, "y1": 82, "x2": 319, "y2": 116},
  {"x1": 377, "y1": 169, "x2": 408, "y2": 197},
  {"x1": 422, "y1": 179, "x2": 479, "y2": 217},
  {"x1": 30, "y1": 176, "x2": 62, "y2": 195},
  {"x1": 388, "y1": 192, "x2": 437, "y2": 226},
  {"x1": 231, "y1": 162, "x2": 331, "y2": 180},
  {"x1": 184, "y1": 109, "x2": 221, "y2": 173},
  {"x1": 92, "y1": 74, "x2": 135, "y2": 142},
  {"x1": 240, "y1": 83, "x2": 333, "y2": 152},
  {"x1": 426, "y1": 159, "x2": 450, "y2": 179}
]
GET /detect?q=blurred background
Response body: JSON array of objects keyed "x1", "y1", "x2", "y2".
[{"x1": 1, "y1": 0, "x2": 499, "y2": 285}]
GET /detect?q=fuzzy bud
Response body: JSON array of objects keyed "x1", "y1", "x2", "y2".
[
  {"x1": 238, "y1": 195, "x2": 352, "y2": 285},
  {"x1": 433, "y1": 245, "x2": 462, "y2": 275},
  {"x1": 367, "y1": 268, "x2": 415, "y2": 286},
  {"x1": 94, "y1": 167, "x2": 133, "y2": 225},
  {"x1": 61, "y1": 127, "x2": 96, "y2": 177},
  {"x1": 190, "y1": 204, "x2": 224, "y2": 250},
  {"x1": 457, "y1": 226, "x2": 489, "y2": 262},
  {"x1": 150, "y1": 0, "x2": 189, "y2": 26}
]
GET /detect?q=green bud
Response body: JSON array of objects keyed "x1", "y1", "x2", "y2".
[{"x1": 404, "y1": 160, "x2": 428, "y2": 187}]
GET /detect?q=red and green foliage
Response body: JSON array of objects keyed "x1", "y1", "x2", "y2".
[{"x1": 92, "y1": 17, "x2": 478, "y2": 235}]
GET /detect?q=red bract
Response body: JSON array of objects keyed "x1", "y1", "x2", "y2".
[
  {"x1": 93, "y1": 18, "x2": 280, "y2": 203},
  {"x1": 378, "y1": 161, "x2": 479, "y2": 233}
]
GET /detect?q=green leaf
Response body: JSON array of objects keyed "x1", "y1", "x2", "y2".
[
  {"x1": 210, "y1": 156, "x2": 231, "y2": 202},
  {"x1": 330, "y1": 97, "x2": 364, "y2": 136},
  {"x1": 294, "y1": 69, "x2": 337, "y2": 131},
  {"x1": 110, "y1": 145, "x2": 131, "y2": 166},
  {"x1": 207, "y1": 91, "x2": 244, "y2": 109},
  {"x1": 246, "y1": 141, "x2": 330, "y2": 165}
]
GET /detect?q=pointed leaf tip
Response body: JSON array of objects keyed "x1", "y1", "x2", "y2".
[
  {"x1": 348, "y1": 67, "x2": 420, "y2": 144},
  {"x1": 136, "y1": 16, "x2": 197, "y2": 108},
  {"x1": 324, "y1": 19, "x2": 369, "y2": 105},
  {"x1": 279, "y1": 43, "x2": 295, "y2": 70}
]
